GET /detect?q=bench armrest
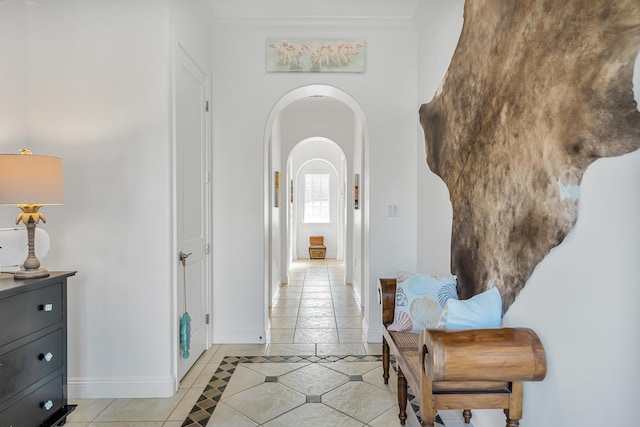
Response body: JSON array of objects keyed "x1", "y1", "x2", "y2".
[
  {"x1": 379, "y1": 278, "x2": 397, "y2": 326},
  {"x1": 420, "y1": 327, "x2": 547, "y2": 382}
]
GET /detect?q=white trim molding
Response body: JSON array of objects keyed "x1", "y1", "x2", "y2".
[{"x1": 68, "y1": 375, "x2": 176, "y2": 399}]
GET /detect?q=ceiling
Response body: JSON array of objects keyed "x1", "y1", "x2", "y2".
[{"x1": 207, "y1": 0, "x2": 421, "y2": 20}]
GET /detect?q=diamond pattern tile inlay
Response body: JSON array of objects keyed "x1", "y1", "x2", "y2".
[
  {"x1": 180, "y1": 354, "x2": 444, "y2": 427},
  {"x1": 180, "y1": 354, "x2": 384, "y2": 427}
]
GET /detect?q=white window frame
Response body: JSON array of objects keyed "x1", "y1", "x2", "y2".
[{"x1": 303, "y1": 173, "x2": 330, "y2": 224}]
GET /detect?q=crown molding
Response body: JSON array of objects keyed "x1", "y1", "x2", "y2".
[{"x1": 212, "y1": 16, "x2": 417, "y2": 31}]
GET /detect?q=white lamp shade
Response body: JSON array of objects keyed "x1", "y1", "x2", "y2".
[{"x1": 0, "y1": 154, "x2": 65, "y2": 205}]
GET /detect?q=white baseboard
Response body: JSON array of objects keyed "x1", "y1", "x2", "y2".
[
  {"x1": 68, "y1": 375, "x2": 176, "y2": 399},
  {"x1": 349, "y1": 280, "x2": 362, "y2": 306},
  {"x1": 214, "y1": 328, "x2": 267, "y2": 344},
  {"x1": 362, "y1": 316, "x2": 382, "y2": 343}
]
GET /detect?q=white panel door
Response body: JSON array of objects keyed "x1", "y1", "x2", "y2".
[{"x1": 175, "y1": 46, "x2": 209, "y2": 380}]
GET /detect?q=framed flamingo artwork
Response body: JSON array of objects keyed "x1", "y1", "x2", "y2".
[{"x1": 266, "y1": 38, "x2": 365, "y2": 73}]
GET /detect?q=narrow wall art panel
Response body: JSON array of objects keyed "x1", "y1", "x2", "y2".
[
  {"x1": 274, "y1": 171, "x2": 280, "y2": 208},
  {"x1": 353, "y1": 174, "x2": 360, "y2": 210},
  {"x1": 266, "y1": 38, "x2": 365, "y2": 72}
]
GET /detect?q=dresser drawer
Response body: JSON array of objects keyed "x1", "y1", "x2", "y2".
[
  {"x1": 0, "y1": 283, "x2": 62, "y2": 345},
  {"x1": 0, "y1": 373, "x2": 64, "y2": 427},
  {"x1": 0, "y1": 329, "x2": 63, "y2": 403}
]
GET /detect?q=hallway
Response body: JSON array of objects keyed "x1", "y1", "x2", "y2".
[{"x1": 267, "y1": 259, "x2": 372, "y2": 353}]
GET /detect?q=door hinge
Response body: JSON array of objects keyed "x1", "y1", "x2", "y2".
[
  {"x1": 205, "y1": 314, "x2": 210, "y2": 324},
  {"x1": 205, "y1": 172, "x2": 210, "y2": 183},
  {"x1": 205, "y1": 100, "x2": 209, "y2": 112},
  {"x1": 205, "y1": 243, "x2": 210, "y2": 254}
]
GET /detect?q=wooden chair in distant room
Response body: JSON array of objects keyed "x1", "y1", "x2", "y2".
[{"x1": 309, "y1": 236, "x2": 326, "y2": 259}]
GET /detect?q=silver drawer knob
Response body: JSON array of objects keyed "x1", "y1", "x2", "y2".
[
  {"x1": 40, "y1": 352, "x2": 54, "y2": 362},
  {"x1": 38, "y1": 303, "x2": 53, "y2": 312},
  {"x1": 42, "y1": 400, "x2": 54, "y2": 411}
]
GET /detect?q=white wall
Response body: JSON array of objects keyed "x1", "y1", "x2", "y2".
[
  {"x1": 211, "y1": 20, "x2": 418, "y2": 343},
  {"x1": 0, "y1": 0, "x2": 212, "y2": 398},
  {"x1": 0, "y1": 1, "x2": 27, "y2": 146},
  {"x1": 415, "y1": 0, "x2": 461, "y2": 275},
  {"x1": 280, "y1": 101, "x2": 357, "y2": 159},
  {"x1": 270, "y1": 116, "x2": 282, "y2": 297},
  {"x1": 30, "y1": 0, "x2": 172, "y2": 398},
  {"x1": 415, "y1": 2, "x2": 640, "y2": 425}
]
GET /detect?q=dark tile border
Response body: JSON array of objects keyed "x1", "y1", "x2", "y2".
[{"x1": 181, "y1": 354, "x2": 443, "y2": 427}]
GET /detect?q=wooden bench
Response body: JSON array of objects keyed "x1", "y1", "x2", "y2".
[
  {"x1": 380, "y1": 278, "x2": 547, "y2": 427},
  {"x1": 309, "y1": 236, "x2": 326, "y2": 259}
]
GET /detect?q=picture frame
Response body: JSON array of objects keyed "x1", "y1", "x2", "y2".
[
  {"x1": 353, "y1": 174, "x2": 360, "y2": 210},
  {"x1": 266, "y1": 38, "x2": 365, "y2": 73},
  {"x1": 274, "y1": 171, "x2": 281, "y2": 208},
  {"x1": 290, "y1": 179, "x2": 294, "y2": 204}
]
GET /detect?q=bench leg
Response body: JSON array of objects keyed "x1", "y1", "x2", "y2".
[
  {"x1": 397, "y1": 365, "x2": 408, "y2": 425},
  {"x1": 382, "y1": 337, "x2": 390, "y2": 384},
  {"x1": 419, "y1": 346, "x2": 436, "y2": 427},
  {"x1": 505, "y1": 382, "x2": 523, "y2": 427},
  {"x1": 419, "y1": 387, "x2": 436, "y2": 427},
  {"x1": 504, "y1": 408, "x2": 521, "y2": 427},
  {"x1": 463, "y1": 409, "x2": 472, "y2": 423}
]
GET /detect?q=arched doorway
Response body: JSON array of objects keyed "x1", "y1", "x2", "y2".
[{"x1": 263, "y1": 85, "x2": 370, "y2": 333}]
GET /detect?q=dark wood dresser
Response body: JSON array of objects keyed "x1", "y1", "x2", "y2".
[{"x1": 0, "y1": 271, "x2": 76, "y2": 427}]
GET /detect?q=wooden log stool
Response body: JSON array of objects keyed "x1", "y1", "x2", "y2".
[{"x1": 308, "y1": 236, "x2": 326, "y2": 259}]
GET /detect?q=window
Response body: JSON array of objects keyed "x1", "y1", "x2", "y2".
[{"x1": 304, "y1": 173, "x2": 330, "y2": 223}]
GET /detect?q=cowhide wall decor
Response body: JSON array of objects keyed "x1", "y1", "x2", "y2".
[{"x1": 419, "y1": 0, "x2": 640, "y2": 310}]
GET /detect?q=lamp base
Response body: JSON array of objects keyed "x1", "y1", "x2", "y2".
[{"x1": 14, "y1": 268, "x2": 49, "y2": 280}]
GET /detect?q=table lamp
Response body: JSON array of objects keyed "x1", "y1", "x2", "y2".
[{"x1": 0, "y1": 150, "x2": 65, "y2": 279}]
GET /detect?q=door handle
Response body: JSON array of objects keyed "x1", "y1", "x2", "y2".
[{"x1": 179, "y1": 251, "x2": 192, "y2": 267}]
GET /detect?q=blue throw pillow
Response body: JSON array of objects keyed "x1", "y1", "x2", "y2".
[
  {"x1": 437, "y1": 286, "x2": 502, "y2": 329},
  {"x1": 388, "y1": 272, "x2": 458, "y2": 333}
]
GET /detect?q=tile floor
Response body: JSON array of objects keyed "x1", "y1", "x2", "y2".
[{"x1": 65, "y1": 259, "x2": 477, "y2": 427}]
